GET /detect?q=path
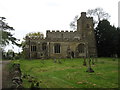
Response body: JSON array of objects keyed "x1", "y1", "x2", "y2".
[
  {"x1": 0, "y1": 61, "x2": 2, "y2": 89},
  {"x1": 1, "y1": 60, "x2": 11, "y2": 89}
]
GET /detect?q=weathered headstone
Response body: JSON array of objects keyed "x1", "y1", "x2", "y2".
[
  {"x1": 54, "y1": 58, "x2": 57, "y2": 63},
  {"x1": 112, "y1": 54, "x2": 117, "y2": 61},
  {"x1": 58, "y1": 59, "x2": 62, "y2": 64},
  {"x1": 83, "y1": 57, "x2": 87, "y2": 66},
  {"x1": 31, "y1": 82, "x2": 35, "y2": 89},
  {"x1": 35, "y1": 82, "x2": 39, "y2": 88},
  {"x1": 86, "y1": 58, "x2": 94, "y2": 72}
]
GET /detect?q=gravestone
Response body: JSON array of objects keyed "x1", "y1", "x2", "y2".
[
  {"x1": 86, "y1": 58, "x2": 94, "y2": 72},
  {"x1": 58, "y1": 59, "x2": 62, "y2": 64},
  {"x1": 83, "y1": 57, "x2": 87, "y2": 66},
  {"x1": 54, "y1": 58, "x2": 57, "y2": 63},
  {"x1": 35, "y1": 82, "x2": 39, "y2": 88}
]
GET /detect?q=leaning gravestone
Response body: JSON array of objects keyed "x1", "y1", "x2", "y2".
[
  {"x1": 58, "y1": 59, "x2": 62, "y2": 64},
  {"x1": 86, "y1": 58, "x2": 94, "y2": 72},
  {"x1": 35, "y1": 82, "x2": 40, "y2": 88},
  {"x1": 54, "y1": 58, "x2": 57, "y2": 63},
  {"x1": 58, "y1": 57, "x2": 62, "y2": 64},
  {"x1": 83, "y1": 57, "x2": 87, "y2": 66}
]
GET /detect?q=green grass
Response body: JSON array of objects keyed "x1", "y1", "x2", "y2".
[{"x1": 10, "y1": 58, "x2": 119, "y2": 88}]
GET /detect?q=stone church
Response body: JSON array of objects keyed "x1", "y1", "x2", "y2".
[{"x1": 24, "y1": 12, "x2": 97, "y2": 59}]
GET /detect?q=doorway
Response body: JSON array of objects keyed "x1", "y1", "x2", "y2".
[{"x1": 71, "y1": 51, "x2": 74, "y2": 58}]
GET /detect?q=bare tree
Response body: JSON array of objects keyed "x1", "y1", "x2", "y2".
[
  {"x1": 69, "y1": 8, "x2": 110, "y2": 30},
  {"x1": 69, "y1": 15, "x2": 79, "y2": 30},
  {"x1": 87, "y1": 8, "x2": 110, "y2": 24}
]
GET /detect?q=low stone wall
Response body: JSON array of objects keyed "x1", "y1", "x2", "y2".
[{"x1": 10, "y1": 64, "x2": 23, "y2": 89}]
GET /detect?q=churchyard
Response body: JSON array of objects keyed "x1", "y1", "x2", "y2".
[{"x1": 8, "y1": 58, "x2": 119, "y2": 88}]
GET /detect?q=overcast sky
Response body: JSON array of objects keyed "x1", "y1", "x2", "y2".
[{"x1": 0, "y1": 0, "x2": 119, "y2": 52}]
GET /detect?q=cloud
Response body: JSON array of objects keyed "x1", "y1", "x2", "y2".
[{"x1": 46, "y1": 1, "x2": 60, "y2": 7}]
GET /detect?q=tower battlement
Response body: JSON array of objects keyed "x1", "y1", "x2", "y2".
[
  {"x1": 46, "y1": 30, "x2": 79, "y2": 39},
  {"x1": 80, "y1": 12, "x2": 93, "y2": 19}
]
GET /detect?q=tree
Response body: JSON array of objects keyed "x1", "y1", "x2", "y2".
[
  {"x1": 6, "y1": 49, "x2": 15, "y2": 60},
  {"x1": 2, "y1": 49, "x2": 15, "y2": 60},
  {"x1": 25, "y1": 32, "x2": 44, "y2": 38},
  {"x1": 95, "y1": 20, "x2": 118, "y2": 57},
  {"x1": 22, "y1": 32, "x2": 44, "y2": 48},
  {"x1": 69, "y1": 8, "x2": 110, "y2": 30},
  {"x1": 87, "y1": 8, "x2": 110, "y2": 25},
  {"x1": 21, "y1": 32, "x2": 44, "y2": 59},
  {"x1": 69, "y1": 15, "x2": 79, "y2": 30},
  {"x1": 0, "y1": 17, "x2": 20, "y2": 47}
]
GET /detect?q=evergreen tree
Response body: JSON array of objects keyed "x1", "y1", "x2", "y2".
[
  {"x1": 0, "y1": 17, "x2": 20, "y2": 47},
  {"x1": 95, "y1": 20, "x2": 118, "y2": 57}
]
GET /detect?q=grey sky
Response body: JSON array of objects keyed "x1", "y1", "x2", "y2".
[
  {"x1": 0, "y1": 0, "x2": 119, "y2": 52},
  {"x1": 118, "y1": 1, "x2": 120, "y2": 27}
]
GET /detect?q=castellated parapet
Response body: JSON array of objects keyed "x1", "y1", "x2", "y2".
[
  {"x1": 46, "y1": 30, "x2": 76, "y2": 33},
  {"x1": 46, "y1": 30, "x2": 80, "y2": 39}
]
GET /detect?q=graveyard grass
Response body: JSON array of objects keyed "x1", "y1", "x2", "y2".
[{"x1": 9, "y1": 58, "x2": 119, "y2": 88}]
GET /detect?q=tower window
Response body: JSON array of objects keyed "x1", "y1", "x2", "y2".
[{"x1": 54, "y1": 44, "x2": 60, "y2": 53}]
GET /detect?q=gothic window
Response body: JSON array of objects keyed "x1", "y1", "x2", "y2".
[
  {"x1": 31, "y1": 45, "x2": 36, "y2": 51},
  {"x1": 54, "y1": 44, "x2": 61, "y2": 53},
  {"x1": 78, "y1": 44, "x2": 85, "y2": 53},
  {"x1": 42, "y1": 43, "x2": 47, "y2": 51}
]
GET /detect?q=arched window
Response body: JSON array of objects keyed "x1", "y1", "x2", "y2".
[
  {"x1": 78, "y1": 44, "x2": 85, "y2": 53},
  {"x1": 54, "y1": 44, "x2": 60, "y2": 53},
  {"x1": 42, "y1": 43, "x2": 47, "y2": 51}
]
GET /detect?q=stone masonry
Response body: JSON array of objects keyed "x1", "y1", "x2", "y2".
[{"x1": 23, "y1": 12, "x2": 97, "y2": 59}]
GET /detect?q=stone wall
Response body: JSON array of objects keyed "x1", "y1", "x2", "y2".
[
  {"x1": 46, "y1": 30, "x2": 81, "y2": 39},
  {"x1": 11, "y1": 64, "x2": 23, "y2": 88},
  {"x1": 49, "y1": 41, "x2": 87, "y2": 58}
]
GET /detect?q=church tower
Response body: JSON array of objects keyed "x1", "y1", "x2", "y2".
[{"x1": 77, "y1": 12, "x2": 97, "y2": 57}]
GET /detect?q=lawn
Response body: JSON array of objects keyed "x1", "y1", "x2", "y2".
[{"x1": 10, "y1": 58, "x2": 119, "y2": 88}]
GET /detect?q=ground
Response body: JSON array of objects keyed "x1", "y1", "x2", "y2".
[
  {"x1": 9, "y1": 58, "x2": 119, "y2": 88},
  {"x1": 2, "y1": 60, "x2": 12, "y2": 88},
  {"x1": 0, "y1": 61, "x2": 2, "y2": 89}
]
